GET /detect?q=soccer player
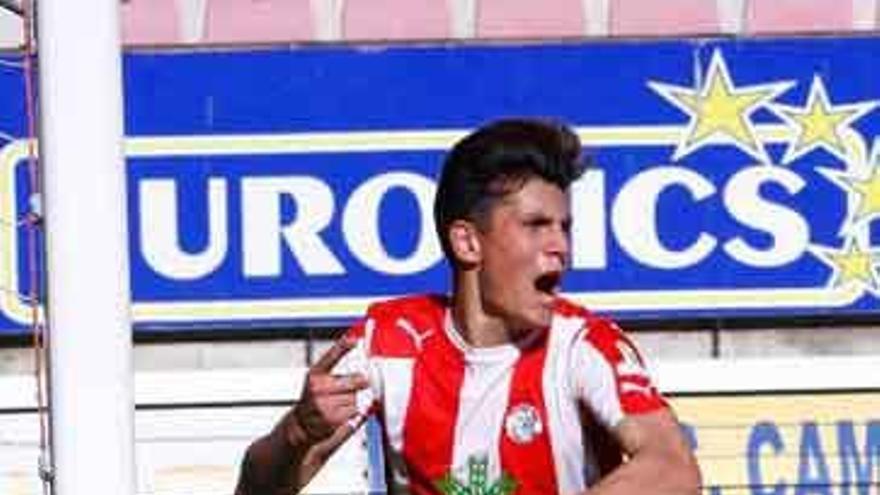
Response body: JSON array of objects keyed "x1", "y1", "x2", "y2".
[{"x1": 236, "y1": 118, "x2": 701, "y2": 494}]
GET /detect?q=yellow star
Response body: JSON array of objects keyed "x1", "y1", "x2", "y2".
[
  {"x1": 849, "y1": 168, "x2": 880, "y2": 224},
  {"x1": 775, "y1": 76, "x2": 877, "y2": 164},
  {"x1": 812, "y1": 240, "x2": 879, "y2": 291},
  {"x1": 649, "y1": 50, "x2": 793, "y2": 163},
  {"x1": 818, "y1": 140, "x2": 880, "y2": 232}
]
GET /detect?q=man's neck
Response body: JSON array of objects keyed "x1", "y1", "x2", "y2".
[
  {"x1": 451, "y1": 272, "x2": 516, "y2": 348},
  {"x1": 450, "y1": 300, "x2": 510, "y2": 348}
]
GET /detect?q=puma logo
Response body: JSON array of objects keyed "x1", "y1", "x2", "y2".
[
  {"x1": 396, "y1": 318, "x2": 434, "y2": 351},
  {"x1": 620, "y1": 381, "x2": 655, "y2": 396},
  {"x1": 615, "y1": 340, "x2": 648, "y2": 378}
]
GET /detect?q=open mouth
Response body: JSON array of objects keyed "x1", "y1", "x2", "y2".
[{"x1": 534, "y1": 271, "x2": 562, "y2": 298}]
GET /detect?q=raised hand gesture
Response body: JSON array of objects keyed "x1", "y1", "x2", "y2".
[{"x1": 292, "y1": 336, "x2": 370, "y2": 448}]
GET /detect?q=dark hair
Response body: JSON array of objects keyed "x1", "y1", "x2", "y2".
[{"x1": 433, "y1": 117, "x2": 586, "y2": 262}]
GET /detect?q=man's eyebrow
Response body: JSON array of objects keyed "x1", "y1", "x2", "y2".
[
  {"x1": 522, "y1": 212, "x2": 571, "y2": 227},
  {"x1": 521, "y1": 207, "x2": 569, "y2": 219},
  {"x1": 521, "y1": 210, "x2": 552, "y2": 220}
]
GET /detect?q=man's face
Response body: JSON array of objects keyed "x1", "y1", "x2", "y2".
[{"x1": 476, "y1": 177, "x2": 571, "y2": 331}]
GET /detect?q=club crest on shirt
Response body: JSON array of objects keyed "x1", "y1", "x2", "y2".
[
  {"x1": 504, "y1": 403, "x2": 543, "y2": 444},
  {"x1": 436, "y1": 455, "x2": 516, "y2": 495}
]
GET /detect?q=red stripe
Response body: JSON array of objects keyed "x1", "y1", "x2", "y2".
[
  {"x1": 581, "y1": 316, "x2": 667, "y2": 415},
  {"x1": 343, "y1": 317, "x2": 367, "y2": 340},
  {"x1": 368, "y1": 295, "x2": 448, "y2": 358},
  {"x1": 401, "y1": 326, "x2": 466, "y2": 494},
  {"x1": 499, "y1": 335, "x2": 558, "y2": 494}
]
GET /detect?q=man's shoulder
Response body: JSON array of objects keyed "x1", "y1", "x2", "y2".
[
  {"x1": 554, "y1": 299, "x2": 664, "y2": 412},
  {"x1": 552, "y1": 296, "x2": 629, "y2": 346},
  {"x1": 367, "y1": 293, "x2": 448, "y2": 320},
  {"x1": 362, "y1": 294, "x2": 447, "y2": 357},
  {"x1": 553, "y1": 296, "x2": 594, "y2": 320}
]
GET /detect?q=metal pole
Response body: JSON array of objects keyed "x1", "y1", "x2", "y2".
[{"x1": 36, "y1": 0, "x2": 136, "y2": 492}]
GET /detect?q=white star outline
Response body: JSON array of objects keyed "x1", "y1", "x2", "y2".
[
  {"x1": 816, "y1": 136, "x2": 880, "y2": 236},
  {"x1": 808, "y1": 236, "x2": 880, "y2": 297},
  {"x1": 770, "y1": 75, "x2": 878, "y2": 165},
  {"x1": 648, "y1": 49, "x2": 794, "y2": 164},
  {"x1": 649, "y1": 49, "x2": 880, "y2": 300}
]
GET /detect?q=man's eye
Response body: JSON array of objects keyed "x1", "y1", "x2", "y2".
[{"x1": 525, "y1": 219, "x2": 547, "y2": 229}]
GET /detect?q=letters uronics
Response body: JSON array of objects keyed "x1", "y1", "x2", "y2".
[{"x1": 137, "y1": 166, "x2": 808, "y2": 280}]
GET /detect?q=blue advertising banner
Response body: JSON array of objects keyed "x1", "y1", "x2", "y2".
[{"x1": 2, "y1": 37, "x2": 880, "y2": 332}]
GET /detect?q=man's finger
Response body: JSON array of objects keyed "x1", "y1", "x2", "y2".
[
  {"x1": 328, "y1": 403, "x2": 361, "y2": 424},
  {"x1": 311, "y1": 335, "x2": 357, "y2": 373},
  {"x1": 310, "y1": 373, "x2": 370, "y2": 395},
  {"x1": 335, "y1": 373, "x2": 370, "y2": 392},
  {"x1": 346, "y1": 410, "x2": 368, "y2": 432},
  {"x1": 313, "y1": 395, "x2": 361, "y2": 422},
  {"x1": 311, "y1": 420, "x2": 361, "y2": 461}
]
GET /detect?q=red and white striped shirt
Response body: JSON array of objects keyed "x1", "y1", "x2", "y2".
[{"x1": 340, "y1": 294, "x2": 666, "y2": 495}]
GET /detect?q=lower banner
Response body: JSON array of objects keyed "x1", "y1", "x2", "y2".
[
  {"x1": 672, "y1": 391, "x2": 880, "y2": 494},
  {"x1": 2, "y1": 374, "x2": 877, "y2": 494}
]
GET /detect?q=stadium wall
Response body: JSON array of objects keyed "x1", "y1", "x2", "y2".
[{"x1": 2, "y1": 357, "x2": 880, "y2": 494}]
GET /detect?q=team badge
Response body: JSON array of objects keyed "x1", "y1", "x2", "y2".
[
  {"x1": 504, "y1": 403, "x2": 543, "y2": 444},
  {"x1": 436, "y1": 455, "x2": 516, "y2": 495}
]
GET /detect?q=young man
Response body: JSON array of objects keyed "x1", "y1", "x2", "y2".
[{"x1": 236, "y1": 119, "x2": 701, "y2": 494}]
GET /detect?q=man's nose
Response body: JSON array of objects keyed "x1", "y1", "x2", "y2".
[{"x1": 546, "y1": 225, "x2": 570, "y2": 264}]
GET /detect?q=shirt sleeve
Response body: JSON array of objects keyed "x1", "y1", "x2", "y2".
[{"x1": 569, "y1": 316, "x2": 666, "y2": 429}]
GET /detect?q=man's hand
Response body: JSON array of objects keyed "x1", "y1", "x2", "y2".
[
  {"x1": 290, "y1": 336, "x2": 371, "y2": 448},
  {"x1": 235, "y1": 336, "x2": 372, "y2": 495}
]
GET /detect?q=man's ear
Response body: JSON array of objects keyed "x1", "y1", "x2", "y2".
[{"x1": 448, "y1": 219, "x2": 481, "y2": 265}]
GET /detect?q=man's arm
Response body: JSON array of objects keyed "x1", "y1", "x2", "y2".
[
  {"x1": 235, "y1": 337, "x2": 369, "y2": 495},
  {"x1": 586, "y1": 408, "x2": 701, "y2": 495}
]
